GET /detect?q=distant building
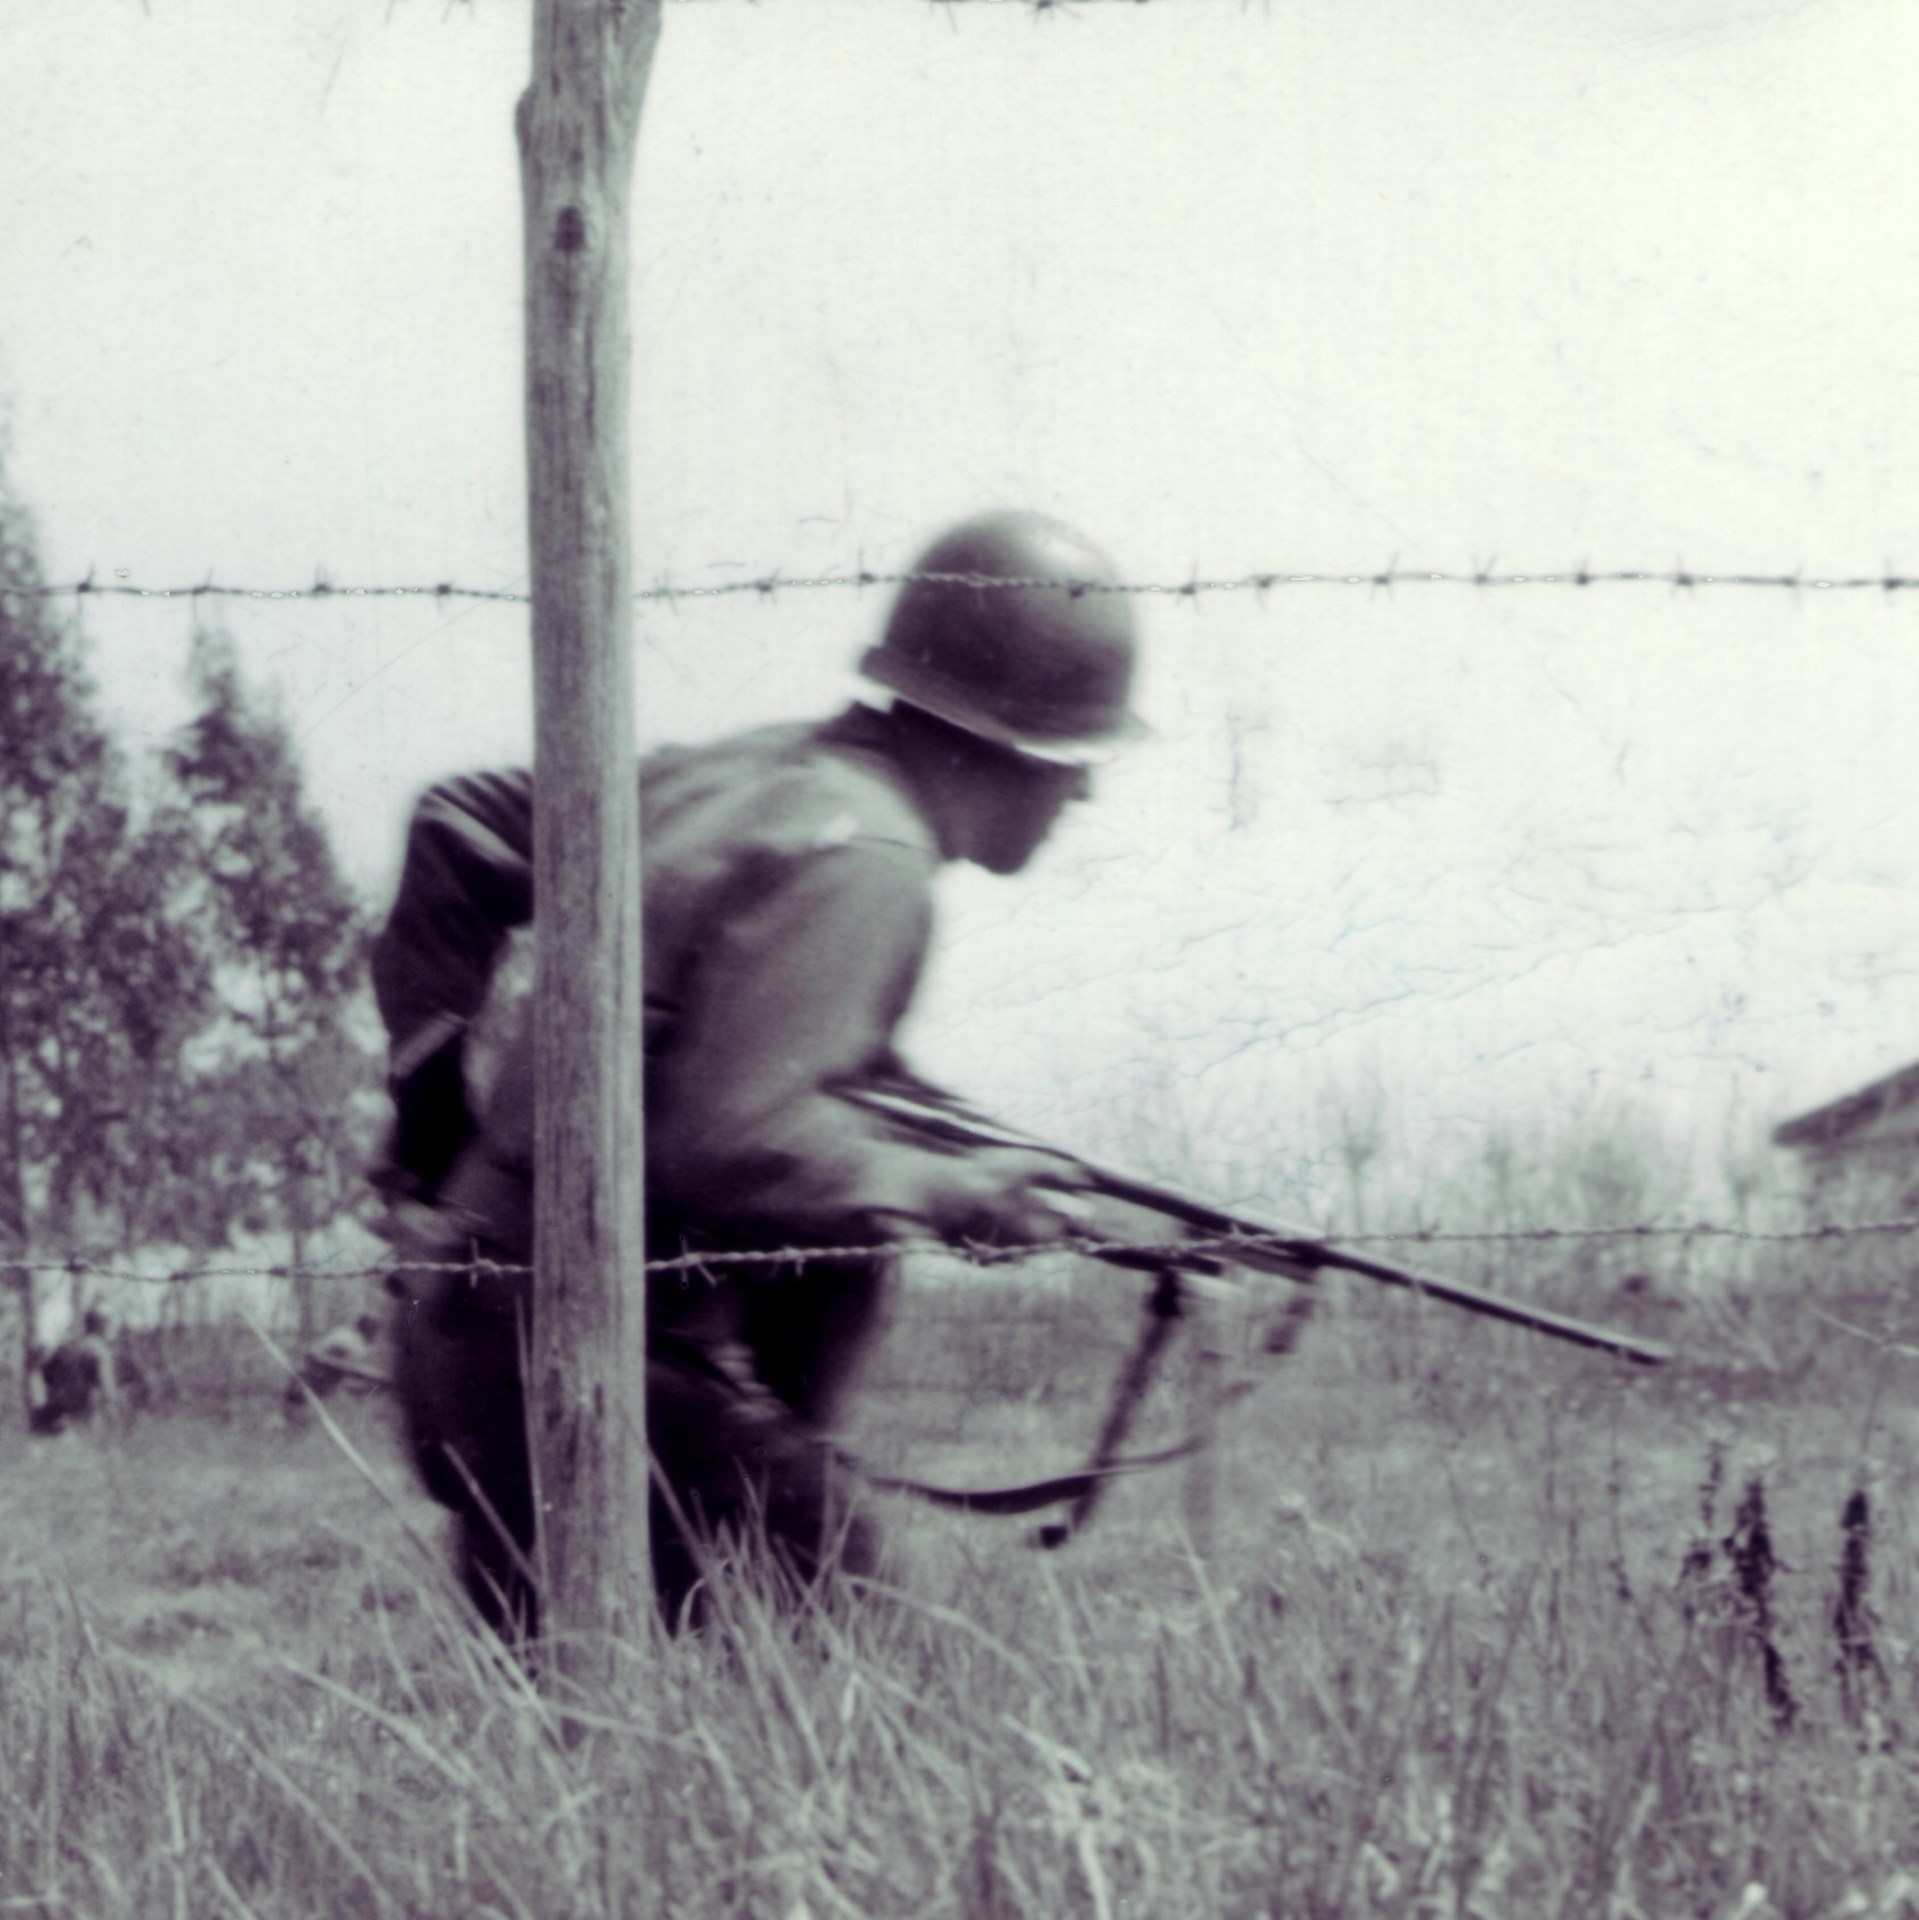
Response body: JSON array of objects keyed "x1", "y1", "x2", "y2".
[{"x1": 1773, "y1": 1062, "x2": 1919, "y2": 1215}]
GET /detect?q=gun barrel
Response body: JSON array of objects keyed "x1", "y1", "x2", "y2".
[
  {"x1": 1079, "y1": 1164, "x2": 1670, "y2": 1366},
  {"x1": 849, "y1": 1086, "x2": 1671, "y2": 1368}
]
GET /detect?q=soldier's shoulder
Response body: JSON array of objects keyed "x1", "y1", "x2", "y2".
[
  {"x1": 644, "y1": 715, "x2": 936, "y2": 863},
  {"x1": 796, "y1": 741, "x2": 934, "y2": 857}
]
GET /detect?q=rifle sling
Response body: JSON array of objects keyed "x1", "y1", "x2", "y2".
[
  {"x1": 856, "y1": 1432, "x2": 1216, "y2": 1516},
  {"x1": 658, "y1": 1274, "x2": 1240, "y2": 1543}
]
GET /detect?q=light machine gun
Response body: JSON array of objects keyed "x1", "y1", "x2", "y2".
[{"x1": 845, "y1": 1080, "x2": 1671, "y2": 1547}]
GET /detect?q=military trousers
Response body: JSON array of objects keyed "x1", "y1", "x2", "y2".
[{"x1": 390, "y1": 1219, "x2": 887, "y2": 1636}]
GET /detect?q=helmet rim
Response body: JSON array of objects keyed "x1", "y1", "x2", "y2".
[{"x1": 859, "y1": 642, "x2": 1148, "y2": 764}]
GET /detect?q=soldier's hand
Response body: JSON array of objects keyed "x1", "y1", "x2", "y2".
[{"x1": 923, "y1": 1148, "x2": 1094, "y2": 1250}]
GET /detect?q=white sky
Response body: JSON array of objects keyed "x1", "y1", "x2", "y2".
[{"x1": 5, "y1": 0, "x2": 1918, "y2": 1209}]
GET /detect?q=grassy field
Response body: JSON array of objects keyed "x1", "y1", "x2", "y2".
[{"x1": 5, "y1": 1268, "x2": 1919, "y2": 1919}]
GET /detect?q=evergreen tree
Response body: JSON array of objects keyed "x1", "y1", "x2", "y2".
[
  {"x1": 164, "y1": 626, "x2": 381, "y2": 1340},
  {"x1": 0, "y1": 442, "x2": 380, "y2": 1413},
  {"x1": 0, "y1": 450, "x2": 211, "y2": 1420}
]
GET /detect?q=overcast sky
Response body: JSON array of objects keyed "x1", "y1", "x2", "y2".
[{"x1": 5, "y1": 0, "x2": 1917, "y2": 1210}]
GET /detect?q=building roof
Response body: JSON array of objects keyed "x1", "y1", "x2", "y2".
[{"x1": 1773, "y1": 1059, "x2": 1919, "y2": 1152}]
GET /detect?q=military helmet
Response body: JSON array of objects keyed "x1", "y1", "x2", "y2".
[{"x1": 860, "y1": 511, "x2": 1144, "y2": 762}]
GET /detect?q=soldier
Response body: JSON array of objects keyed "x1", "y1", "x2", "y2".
[
  {"x1": 372, "y1": 510, "x2": 1143, "y2": 1634},
  {"x1": 31, "y1": 1307, "x2": 122, "y2": 1436}
]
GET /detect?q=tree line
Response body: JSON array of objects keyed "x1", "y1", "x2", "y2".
[{"x1": 0, "y1": 448, "x2": 381, "y2": 1415}]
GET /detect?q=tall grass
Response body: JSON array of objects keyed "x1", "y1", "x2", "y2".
[
  {"x1": 7, "y1": 1093, "x2": 1919, "y2": 1918},
  {"x1": 5, "y1": 1496, "x2": 1918, "y2": 1917},
  {"x1": 7, "y1": 1313, "x2": 1919, "y2": 1918}
]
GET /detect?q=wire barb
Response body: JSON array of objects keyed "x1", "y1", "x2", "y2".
[
  {"x1": 23, "y1": 565, "x2": 1919, "y2": 608},
  {"x1": 19, "y1": 1212, "x2": 1919, "y2": 1289}
]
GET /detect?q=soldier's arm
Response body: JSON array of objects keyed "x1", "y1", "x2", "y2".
[
  {"x1": 372, "y1": 771, "x2": 536, "y2": 1068},
  {"x1": 370, "y1": 771, "x2": 536, "y2": 1193},
  {"x1": 649, "y1": 838, "x2": 1034, "y2": 1247}
]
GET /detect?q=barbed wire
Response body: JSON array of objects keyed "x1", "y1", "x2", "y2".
[
  {"x1": 14, "y1": 1212, "x2": 1919, "y2": 1290},
  {"x1": 636, "y1": 1, "x2": 1171, "y2": 7},
  {"x1": 19, "y1": 564, "x2": 1919, "y2": 611}
]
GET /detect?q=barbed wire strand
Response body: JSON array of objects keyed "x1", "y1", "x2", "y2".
[
  {"x1": 15, "y1": 1213, "x2": 1919, "y2": 1290},
  {"x1": 18, "y1": 565, "x2": 1919, "y2": 610},
  {"x1": 597, "y1": 1, "x2": 1209, "y2": 8}
]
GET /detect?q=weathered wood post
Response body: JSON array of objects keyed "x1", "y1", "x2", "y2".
[{"x1": 518, "y1": 0, "x2": 662, "y2": 1673}]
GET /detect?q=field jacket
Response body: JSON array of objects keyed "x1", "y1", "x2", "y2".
[{"x1": 371, "y1": 706, "x2": 972, "y2": 1251}]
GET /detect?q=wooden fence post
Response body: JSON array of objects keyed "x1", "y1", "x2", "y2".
[{"x1": 518, "y1": 0, "x2": 662, "y2": 1676}]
